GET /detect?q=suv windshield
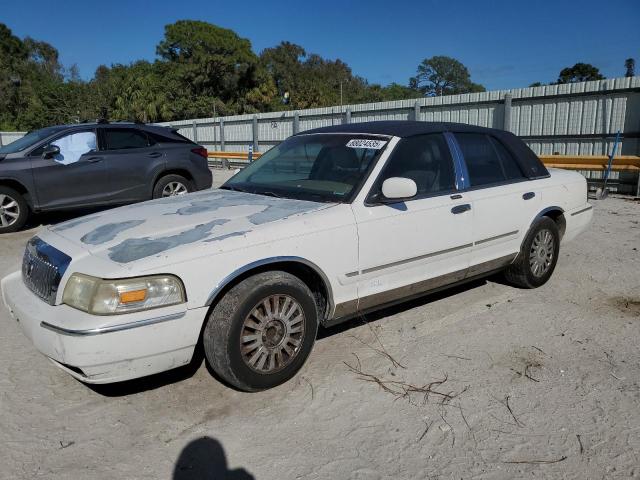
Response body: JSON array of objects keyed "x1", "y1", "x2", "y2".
[
  {"x1": 222, "y1": 134, "x2": 389, "y2": 202},
  {"x1": 0, "y1": 126, "x2": 65, "y2": 154}
]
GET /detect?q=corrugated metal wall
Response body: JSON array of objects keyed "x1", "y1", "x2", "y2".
[
  {"x1": 2, "y1": 76, "x2": 638, "y2": 159},
  {"x1": 160, "y1": 76, "x2": 640, "y2": 157}
]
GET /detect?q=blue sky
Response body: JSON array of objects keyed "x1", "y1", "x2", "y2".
[{"x1": 2, "y1": 0, "x2": 639, "y2": 90}]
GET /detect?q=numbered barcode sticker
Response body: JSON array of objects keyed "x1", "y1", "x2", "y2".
[{"x1": 346, "y1": 139, "x2": 387, "y2": 149}]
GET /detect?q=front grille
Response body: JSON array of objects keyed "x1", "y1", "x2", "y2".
[{"x1": 22, "y1": 237, "x2": 72, "y2": 305}]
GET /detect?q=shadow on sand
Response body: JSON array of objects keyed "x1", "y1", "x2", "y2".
[{"x1": 173, "y1": 436, "x2": 255, "y2": 480}]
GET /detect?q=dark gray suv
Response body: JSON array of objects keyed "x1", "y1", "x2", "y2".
[{"x1": 0, "y1": 122, "x2": 213, "y2": 233}]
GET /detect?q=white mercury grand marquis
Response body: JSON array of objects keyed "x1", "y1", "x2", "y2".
[{"x1": 2, "y1": 121, "x2": 593, "y2": 391}]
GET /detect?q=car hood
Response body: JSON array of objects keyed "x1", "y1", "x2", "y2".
[{"x1": 48, "y1": 189, "x2": 332, "y2": 266}]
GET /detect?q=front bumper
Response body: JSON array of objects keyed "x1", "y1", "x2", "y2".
[{"x1": 1, "y1": 271, "x2": 208, "y2": 384}]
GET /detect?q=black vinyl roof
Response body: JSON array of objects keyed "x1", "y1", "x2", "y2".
[
  {"x1": 301, "y1": 120, "x2": 500, "y2": 138},
  {"x1": 300, "y1": 121, "x2": 549, "y2": 179}
]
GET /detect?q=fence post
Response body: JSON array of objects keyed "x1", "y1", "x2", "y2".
[
  {"x1": 503, "y1": 94, "x2": 512, "y2": 132},
  {"x1": 344, "y1": 107, "x2": 352, "y2": 124},
  {"x1": 0, "y1": 133, "x2": 3, "y2": 147},
  {"x1": 413, "y1": 101, "x2": 420, "y2": 121},
  {"x1": 220, "y1": 118, "x2": 225, "y2": 152},
  {"x1": 293, "y1": 112, "x2": 299, "y2": 134},
  {"x1": 252, "y1": 115, "x2": 259, "y2": 152},
  {"x1": 192, "y1": 121, "x2": 198, "y2": 143}
]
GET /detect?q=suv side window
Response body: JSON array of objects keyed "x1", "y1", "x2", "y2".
[
  {"x1": 31, "y1": 130, "x2": 97, "y2": 164},
  {"x1": 103, "y1": 128, "x2": 152, "y2": 150},
  {"x1": 455, "y1": 133, "x2": 506, "y2": 187},
  {"x1": 371, "y1": 134, "x2": 455, "y2": 200}
]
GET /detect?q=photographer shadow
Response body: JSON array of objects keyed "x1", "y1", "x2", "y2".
[{"x1": 173, "y1": 436, "x2": 255, "y2": 480}]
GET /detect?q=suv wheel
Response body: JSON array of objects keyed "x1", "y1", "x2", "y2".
[
  {"x1": 0, "y1": 187, "x2": 29, "y2": 233},
  {"x1": 153, "y1": 174, "x2": 193, "y2": 199},
  {"x1": 203, "y1": 271, "x2": 318, "y2": 392},
  {"x1": 504, "y1": 216, "x2": 560, "y2": 288}
]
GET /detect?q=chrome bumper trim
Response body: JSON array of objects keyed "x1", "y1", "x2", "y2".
[
  {"x1": 571, "y1": 205, "x2": 593, "y2": 216},
  {"x1": 40, "y1": 312, "x2": 186, "y2": 337}
]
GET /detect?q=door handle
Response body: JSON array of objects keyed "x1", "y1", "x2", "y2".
[
  {"x1": 450, "y1": 194, "x2": 463, "y2": 200},
  {"x1": 451, "y1": 204, "x2": 471, "y2": 214},
  {"x1": 86, "y1": 156, "x2": 103, "y2": 163},
  {"x1": 147, "y1": 152, "x2": 162, "y2": 158},
  {"x1": 523, "y1": 192, "x2": 535, "y2": 200}
]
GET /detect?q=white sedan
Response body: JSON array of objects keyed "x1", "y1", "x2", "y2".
[{"x1": 2, "y1": 121, "x2": 592, "y2": 391}]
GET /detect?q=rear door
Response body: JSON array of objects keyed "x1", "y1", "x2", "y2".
[
  {"x1": 453, "y1": 133, "x2": 541, "y2": 274},
  {"x1": 30, "y1": 128, "x2": 111, "y2": 209},
  {"x1": 351, "y1": 134, "x2": 473, "y2": 311},
  {"x1": 99, "y1": 127, "x2": 165, "y2": 202}
]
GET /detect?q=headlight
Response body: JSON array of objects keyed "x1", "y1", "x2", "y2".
[{"x1": 62, "y1": 273, "x2": 186, "y2": 315}]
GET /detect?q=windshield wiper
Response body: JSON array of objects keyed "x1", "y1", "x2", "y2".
[{"x1": 220, "y1": 185, "x2": 250, "y2": 193}]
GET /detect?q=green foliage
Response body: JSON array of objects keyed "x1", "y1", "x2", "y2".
[
  {"x1": 0, "y1": 20, "x2": 488, "y2": 131},
  {"x1": 556, "y1": 63, "x2": 604, "y2": 83},
  {"x1": 411, "y1": 56, "x2": 486, "y2": 96}
]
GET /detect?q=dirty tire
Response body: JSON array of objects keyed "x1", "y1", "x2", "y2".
[
  {"x1": 504, "y1": 216, "x2": 560, "y2": 289},
  {"x1": 203, "y1": 271, "x2": 318, "y2": 392},
  {"x1": 152, "y1": 174, "x2": 193, "y2": 199},
  {"x1": 0, "y1": 186, "x2": 29, "y2": 233}
]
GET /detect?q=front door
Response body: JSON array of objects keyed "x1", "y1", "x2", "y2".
[
  {"x1": 30, "y1": 129, "x2": 110, "y2": 209},
  {"x1": 351, "y1": 133, "x2": 473, "y2": 312}
]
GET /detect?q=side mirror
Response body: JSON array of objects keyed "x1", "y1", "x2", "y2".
[
  {"x1": 381, "y1": 177, "x2": 417, "y2": 202},
  {"x1": 42, "y1": 144, "x2": 60, "y2": 159}
]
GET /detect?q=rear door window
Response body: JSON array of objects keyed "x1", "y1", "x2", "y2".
[
  {"x1": 489, "y1": 136, "x2": 525, "y2": 180},
  {"x1": 455, "y1": 133, "x2": 506, "y2": 187},
  {"x1": 103, "y1": 128, "x2": 151, "y2": 150}
]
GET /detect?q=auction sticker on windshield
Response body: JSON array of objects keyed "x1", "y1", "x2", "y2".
[{"x1": 346, "y1": 139, "x2": 387, "y2": 149}]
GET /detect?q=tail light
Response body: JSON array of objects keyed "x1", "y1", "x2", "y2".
[{"x1": 191, "y1": 147, "x2": 208, "y2": 159}]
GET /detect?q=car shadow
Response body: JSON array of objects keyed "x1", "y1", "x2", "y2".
[
  {"x1": 317, "y1": 277, "x2": 490, "y2": 339},
  {"x1": 87, "y1": 344, "x2": 206, "y2": 397},
  {"x1": 173, "y1": 436, "x2": 255, "y2": 480},
  {"x1": 87, "y1": 277, "x2": 497, "y2": 397}
]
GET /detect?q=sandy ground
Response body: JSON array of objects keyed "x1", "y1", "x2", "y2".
[{"x1": 0, "y1": 177, "x2": 638, "y2": 479}]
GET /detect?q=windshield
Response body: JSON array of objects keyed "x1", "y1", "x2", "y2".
[
  {"x1": 0, "y1": 126, "x2": 64, "y2": 154},
  {"x1": 222, "y1": 134, "x2": 389, "y2": 202}
]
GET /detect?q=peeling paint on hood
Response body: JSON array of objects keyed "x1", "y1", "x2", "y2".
[{"x1": 49, "y1": 189, "x2": 332, "y2": 264}]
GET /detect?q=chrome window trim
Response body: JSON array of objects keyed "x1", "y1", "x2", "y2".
[
  {"x1": 40, "y1": 312, "x2": 186, "y2": 337},
  {"x1": 204, "y1": 256, "x2": 335, "y2": 317}
]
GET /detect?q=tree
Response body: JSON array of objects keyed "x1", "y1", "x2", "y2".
[
  {"x1": 624, "y1": 58, "x2": 635, "y2": 77},
  {"x1": 556, "y1": 63, "x2": 604, "y2": 83},
  {"x1": 410, "y1": 56, "x2": 485, "y2": 96},
  {"x1": 156, "y1": 20, "x2": 258, "y2": 105}
]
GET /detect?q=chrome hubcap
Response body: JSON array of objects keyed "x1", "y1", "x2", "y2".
[
  {"x1": 529, "y1": 229, "x2": 554, "y2": 277},
  {"x1": 0, "y1": 194, "x2": 20, "y2": 227},
  {"x1": 161, "y1": 181, "x2": 188, "y2": 197},
  {"x1": 240, "y1": 294, "x2": 305, "y2": 373}
]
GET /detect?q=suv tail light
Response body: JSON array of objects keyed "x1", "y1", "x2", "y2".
[{"x1": 191, "y1": 147, "x2": 208, "y2": 159}]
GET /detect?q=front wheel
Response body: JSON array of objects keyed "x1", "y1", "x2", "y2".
[
  {"x1": 152, "y1": 174, "x2": 193, "y2": 199},
  {"x1": 0, "y1": 187, "x2": 29, "y2": 234},
  {"x1": 504, "y1": 216, "x2": 560, "y2": 289},
  {"x1": 203, "y1": 271, "x2": 318, "y2": 392}
]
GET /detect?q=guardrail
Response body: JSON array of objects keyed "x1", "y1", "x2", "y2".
[
  {"x1": 539, "y1": 155, "x2": 640, "y2": 171},
  {"x1": 208, "y1": 150, "x2": 640, "y2": 171},
  {"x1": 208, "y1": 151, "x2": 640, "y2": 196}
]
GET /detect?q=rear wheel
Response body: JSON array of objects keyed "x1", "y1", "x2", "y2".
[
  {"x1": 0, "y1": 187, "x2": 29, "y2": 233},
  {"x1": 504, "y1": 216, "x2": 560, "y2": 289},
  {"x1": 153, "y1": 174, "x2": 193, "y2": 199},
  {"x1": 203, "y1": 271, "x2": 318, "y2": 392}
]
